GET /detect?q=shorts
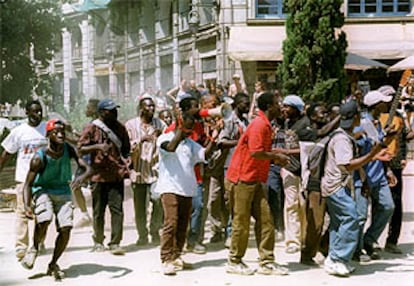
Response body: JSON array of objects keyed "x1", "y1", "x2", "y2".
[{"x1": 33, "y1": 192, "x2": 74, "y2": 229}]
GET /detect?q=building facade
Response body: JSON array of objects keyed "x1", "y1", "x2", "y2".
[{"x1": 42, "y1": 0, "x2": 414, "y2": 110}]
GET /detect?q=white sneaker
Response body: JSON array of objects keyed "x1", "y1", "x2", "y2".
[
  {"x1": 257, "y1": 262, "x2": 289, "y2": 275},
  {"x1": 75, "y1": 213, "x2": 92, "y2": 228},
  {"x1": 162, "y1": 261, "x2": 177, "y2": 275},
  {"x1": 345, "y1": 263, "x2": 356, "y2": 273},
  {"x1": 171, "y1": 256, "x2": 192, "y2": 271},
  {"x1": 226, "y1": 261, "x2": 255, "y2": 275},
  {"x1": 324, "y1": 256, "x2": 350, "y2": 277}
]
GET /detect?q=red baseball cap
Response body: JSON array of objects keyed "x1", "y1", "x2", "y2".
[{"x1": 46, "y1": 119, "x2": 65, "y2": 132}]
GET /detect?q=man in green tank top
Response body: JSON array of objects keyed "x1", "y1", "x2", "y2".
[{"x1": 20, "y1": 119, "x2": 92, "y2": 281}]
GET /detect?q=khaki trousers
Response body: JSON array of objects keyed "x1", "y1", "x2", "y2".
[
  {"x1": 281, "y1": 168, "x2": 306, "y2": 248},
  {"x1": 226, "y1": 179, "x2": 275, "y2": 265}
]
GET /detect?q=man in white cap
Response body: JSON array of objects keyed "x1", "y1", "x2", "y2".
[
  {"x1": 322, "y1": 100, "x2": 395, "y2": 277},
  {"x1": 228, "y1": 74, "x2": 247, "y2": 98},
  {"x1": 352, "y1": 90, "x2": 396, "y2": 261}
]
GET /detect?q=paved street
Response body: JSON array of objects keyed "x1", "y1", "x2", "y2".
[{"x1": 1, "y1": 167, "x2": 414, "y2": 286}]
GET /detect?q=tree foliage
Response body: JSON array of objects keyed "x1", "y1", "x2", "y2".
[
  {"x1": 0, "y1": 0, "x2": 63, "y2": 104},
  {"x1": 278, "y1": 0, "x2": 347, "y2": 103}
]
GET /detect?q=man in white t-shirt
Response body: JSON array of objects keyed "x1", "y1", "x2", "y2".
[
  {"x1": 0, "y1": 100, "x2": 47, "y2": 260},
  {"x1": 155, "y1": 112, "x2": 218, "y2": 275}
]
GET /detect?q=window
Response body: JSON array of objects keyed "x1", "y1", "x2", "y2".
[
  {"x1": 256, "y1": 0, "x2": 287, "y2": 19},
  {"x1": 348, "y1": 0, "x2": 411, "y2": 16}
]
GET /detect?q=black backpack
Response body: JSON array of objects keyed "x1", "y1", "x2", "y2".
[{"x1": 304, "y1": 130, "x2": 343, "y2": 192}]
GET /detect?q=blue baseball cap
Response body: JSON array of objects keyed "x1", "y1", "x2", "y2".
[
  {"x1": 283, "y1": 95, "x2": 305, "y2": 113},
  {"x1": 97, "y1": 98, "x2": 120, "y2": 110}
]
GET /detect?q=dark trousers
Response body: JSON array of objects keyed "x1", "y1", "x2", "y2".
[
  {"x1": 92, "y1": 181, "x2": 124, "y2": 246},
  {"x1": 160, "y1": 193, "x2": 192, "y2": 262},
  {"x1": 301, "y1": 190, "x2": 329, "y2": 260},
  {"x1": 132, "y1": 183, "x2": 163, "y2": 241},
  {"x1": 387, "y1": 168, "x2": 403, "y2": 245},
  {"x1": 267, "y1": 164, "x2": 285, "y2": 232}
]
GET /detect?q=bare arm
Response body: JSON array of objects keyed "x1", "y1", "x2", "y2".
[
  {"x1": 251, "y1": 151, "x2": 290, "y2": 166},
  {"x1": 22, "y1": 154, "x2": 43, "y2": 219},
  {"x1": 317, "y1": 115, "x2": 341, "y2": 137},
  {"x1": 161, "y1": 129, "x2": 186, "y2": 152},
  {"x1": 0, "y1": 150, "x2": 12, "y2": 172}
]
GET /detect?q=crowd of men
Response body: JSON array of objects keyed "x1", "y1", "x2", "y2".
[{"x1": 0, "y1": 73, "x2": 413, "y2": 280}]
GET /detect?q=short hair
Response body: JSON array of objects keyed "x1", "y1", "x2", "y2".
[
  {"x1": 234, "y1": 92, "x2": 249, "y2": 106},
  {"x1": 25, "y1": 100, "x2": 41, "y2": 111},
  {"x1": 306, "y1": 102, "x2": 323, "y2": 118},
  {"x1": 139, "y1": 97, "x2": 154, "y2": 109},
  {"x1": 88, "y1": 98, "x2": 99, "y2": 107},
  {"x1": 179, "y1": 97, "x2": 198, "y2": 112},
  {"x1": 257, "y1": 92, "x2": 275, "y2": 111}
]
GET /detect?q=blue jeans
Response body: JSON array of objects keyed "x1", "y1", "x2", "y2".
[
  {"x1": 355, "y1": 182, "x2": 395, "y2": 247},
  {"x1": 267, "y1": 164, "x2": 285, "y2": 232},
  {"x1": 187, "y1": 183, "x2": 204, "y2": 246},
  {"x1": 326, "y1": 187, "x2": 359, "y2": 263}
]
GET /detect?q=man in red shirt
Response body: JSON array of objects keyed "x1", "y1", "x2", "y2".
[{"x1": 225, "y1": 92, "x2": 289, "y2": 276}]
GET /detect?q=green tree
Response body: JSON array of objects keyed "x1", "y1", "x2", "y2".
[
  {"x1": 278, "y1": 0, "x2": 347, "y2": 103},
  {"x1": 0, "y1": 0, "x2": 63, "y2": 104}
]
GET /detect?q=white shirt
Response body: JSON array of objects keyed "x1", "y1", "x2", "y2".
[
  {"x1": 1, "y1": 122, "x2": 47, "y2": 182},
  {"x1": 154, "y1": 132, "x2": 205, "y2": 197}
]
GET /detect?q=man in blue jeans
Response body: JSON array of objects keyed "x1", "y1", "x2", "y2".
[
  {"x1": 354, "y1": 90, "x2": 396, "y2": 261},
  {"x1": 322, "y1": 100, "x2": 396, "y2": 277}
]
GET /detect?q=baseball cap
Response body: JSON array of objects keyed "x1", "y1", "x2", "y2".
[
  {"x1": 363, "y1": 90, "x2": 392, "y2": 107},
  {"x1": 340, "y1": 100, "x2": 359, "y2": 129},
  {"x1": 46, "y1": 119, "x2": 65, "y2": 133},
  {"x1": 232, "y1": 73, "x2": 241, "y2": 79},
  {"x1": 283, "y1": 95, "x2": 305, "y2": 113},
  {"x1": 97, "y1": 98, "x2": 120, "y2": 110},
  {"x1": 377, "y1": 85, "x2": 396, "y2": 97}
]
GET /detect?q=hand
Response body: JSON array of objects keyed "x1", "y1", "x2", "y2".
[
  {"x1": 387, "y1": 170, "x2": 398, "y2": 188},
  {"x1": 353, "y1": 131, "x2": 366, "y2": 140},
  {"x1": 273, "y1": 153, "x2": 290, "y2": 166},
  {"x1": 70, "y1": 176, "x2": 83, "y2": 190},
  {"x1": 373, "y1": 149, "x2": 393, "y2": 162},
  {"x1": 100, "y1": 142, "x2": 111, "y2": 155},
  {"x1": 141, "y1": 135, "x2": 154, "y2": 142},
  {"x1": 401, "y1": 159, "x2": 407, "y2": 169},
  {"x1": 24, "y1": 205, "x2": 34, "y2": 220}
]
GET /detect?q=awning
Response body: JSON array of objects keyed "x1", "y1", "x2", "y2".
[
  {"x1": 228, "y1": 23, "x2": 414, "y2": 62},
  {"x1": 228, "y1": 26, "x2": 286, "y2": 61},
  {"x1": 342, "y1": 23, "x2": 414, "y2": 60}
]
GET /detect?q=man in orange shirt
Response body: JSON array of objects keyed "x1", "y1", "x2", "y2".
[{"x1": 225, "y1": 92, "x2": 289, "y2": 276}]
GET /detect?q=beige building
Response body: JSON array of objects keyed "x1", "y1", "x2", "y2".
[{"x1": 41, "y1": 0, "x2": 414, "y2": 110}]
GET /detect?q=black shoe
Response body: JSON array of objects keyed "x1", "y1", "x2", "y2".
[
  {"x1": 209, "y1": 233, "x2": 223, "y2": 243},
  {"x1": 300, "y1": 257, "x2": 319, "y2": 267},
  {"x1": 47, "y1": 263, "x2": 65, "y2": 281},
  {"x1": 352, "y1": 251, "x2": 371, "y2": 263},
  {"x1": 364, "y1": 243, "x2": 381, "y2": 260},
  {"x1": 384, "y1": 243, "x2": 403, "y2": 254},
  {"x1": 136, "y1": 237, "x2": 149, "y2": 246}
]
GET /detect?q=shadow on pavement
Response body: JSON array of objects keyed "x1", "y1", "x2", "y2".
[
  {"x1": 64, "y1": 263, "x2": 132, "y2": 278},
  {"x1": 352, "y1": 261, "x2": 414, "y2": 276},
  {"x1": 191, "y1": 258, "x2": 227, "y2": 269},
  {"x1": 28, "y1": 263, "x2": 132, "y2": 280},
  {"x1": 373, "y1": 242, "x2": 414, "y2": 261}
]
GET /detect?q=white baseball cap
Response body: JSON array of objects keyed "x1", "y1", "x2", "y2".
[{"x1": 363, "y1": 90, "x2": 392, "y2": 107}]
